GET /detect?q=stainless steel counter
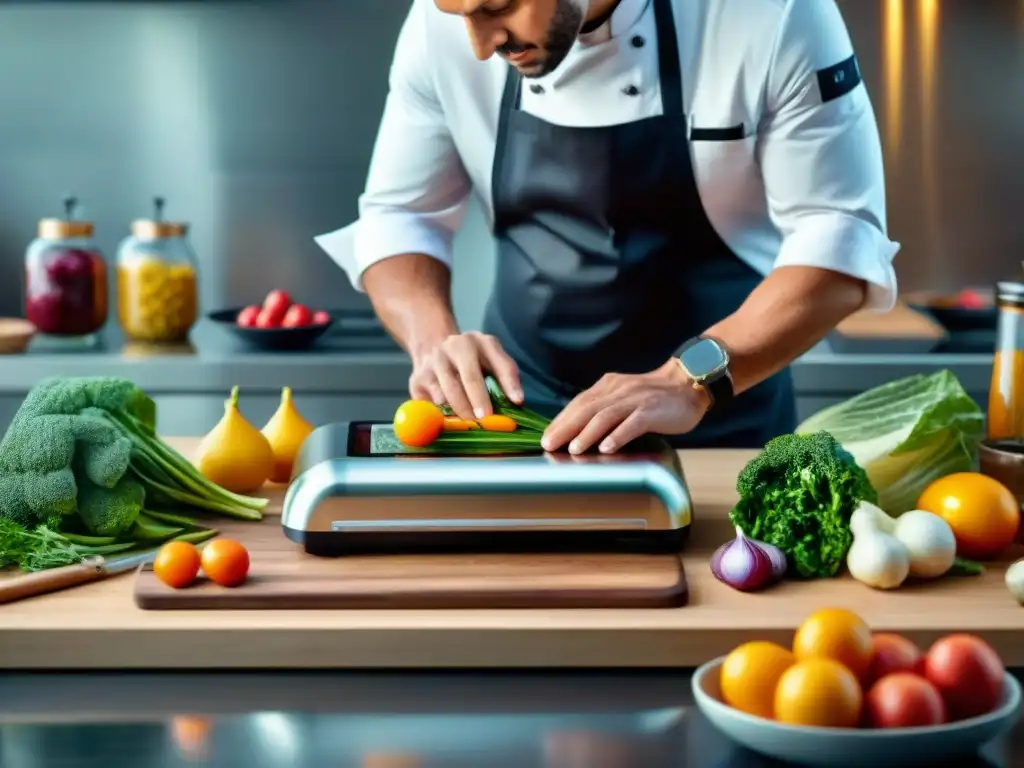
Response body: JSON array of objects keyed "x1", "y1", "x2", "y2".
[
  {"x1": 0, "y1": 670, "x2": 1015, "y2": 767},
  {"x1": 0, "y1": 321, "x2": 994, "y2": 434}
]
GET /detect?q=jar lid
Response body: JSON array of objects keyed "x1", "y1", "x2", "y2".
[
  {"x1": 38, "y1": 196, "x2": 93, "y2": 239},
  {"x1": 131, "y1": 196, "x2": 188, "y2": 239},
  {"x1": 131, "y1": 220, "x2": 188, "y2": 239},
  {"x1": 38, "y1": 218, "x2": 94, "y2": 239},
  {"x1": 996, "y1": 281, "x2": 1024, "y2": 308}
]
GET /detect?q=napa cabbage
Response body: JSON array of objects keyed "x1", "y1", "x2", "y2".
[{"x1": 796, "y1": 370, "x2": 985, "y2": 514}]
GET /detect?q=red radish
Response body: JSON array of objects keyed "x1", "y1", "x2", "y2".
[
  {"x1": 282, "y1": 304, "x2": 313, "y2": 328},
  {"x1": 312, "y1": 310, "x2": 331, "y2": 325},
  {"x1": 236, "y1": 305, "x2": 261, "y2": 328}
]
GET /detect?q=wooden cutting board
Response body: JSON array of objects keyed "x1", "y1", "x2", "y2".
[{"x1": 133, "y1": 515, "x2": 688, "y2": 610}]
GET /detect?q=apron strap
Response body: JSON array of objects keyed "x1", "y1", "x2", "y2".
[{"x1": 653, "y1": 0, "x2": 683, "y2": 116}]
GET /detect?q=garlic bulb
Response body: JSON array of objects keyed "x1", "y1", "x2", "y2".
[
  {"x1": 892, "y1": 510, "x2": 957, "y2": 579},
  {"x1": 846, "y1": 529, "x2": 910, "y2": 590},
  {"x1": 850, "y1": 501, "x2": 896, "y2": 537}
]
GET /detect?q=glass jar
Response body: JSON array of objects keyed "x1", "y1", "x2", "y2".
[
  {"x1": 116, "y1": 197, "x2": 199, "y2": 343},
  {"x1": 988, "y1": 281, "x2": 1024, "y2": 441},
  {"x1": 24, "y1": 197, "x2": 109, "y2": 338}
]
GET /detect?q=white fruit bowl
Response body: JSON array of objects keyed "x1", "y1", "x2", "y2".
[{"x1": 692, "y1": 656, "x2": 1021, "y2": 767}]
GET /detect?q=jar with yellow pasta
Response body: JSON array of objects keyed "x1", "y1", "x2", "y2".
[{"x1": 116, "y1": 197, "x2": 198, "y2": 343}]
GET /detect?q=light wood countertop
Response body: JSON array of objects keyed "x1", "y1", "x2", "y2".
[{"x1": 1, "y1": 438, "x2": 1021, "y2": 669}]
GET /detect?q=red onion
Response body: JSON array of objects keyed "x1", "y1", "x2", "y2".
[{"x1": 710, "y1": 527, "x2": 787, "y2": 591}]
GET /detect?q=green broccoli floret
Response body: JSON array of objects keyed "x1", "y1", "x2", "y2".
[
  {"x1": 76, "y1": 476, "x2": 145, "y2": 537},
  {"x1": 728, "y1": 431, "x2": 877, "y2": 579}
]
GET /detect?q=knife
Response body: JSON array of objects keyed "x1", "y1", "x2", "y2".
[{"x1": 0, "y1": 548, "x2": 160, "y2": 605}]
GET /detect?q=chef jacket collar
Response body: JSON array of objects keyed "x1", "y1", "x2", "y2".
[
  {"x1": 578, "y1": 0, "x2": 649, "y2": 43},
  {"x1": 528, "y1": 0, "x2": 651, "y2": 91}
]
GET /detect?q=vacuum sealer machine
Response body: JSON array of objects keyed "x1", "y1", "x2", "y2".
[{"x1": 281, "y1": 422, "x2": 693, "y2": 556}]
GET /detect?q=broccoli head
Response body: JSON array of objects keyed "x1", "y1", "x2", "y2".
[
  {"x1": 728, "y1": 431, "x2": 877, "y2": 579},
  {"x1": 0, "y1": 377, "x2": 153, "y2": 528}
]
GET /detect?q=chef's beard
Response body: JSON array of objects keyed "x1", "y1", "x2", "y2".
[{"x1": 503, "y1": 0, "x2": 584, "y2": 78}]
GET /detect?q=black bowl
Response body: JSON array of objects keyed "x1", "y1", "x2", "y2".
[
  {"x1": 208, "y1": 308, "x2": 335, "y2": 351},
  {"x1": 909, "y1": 304, "x2": 998, "y2": 333}
]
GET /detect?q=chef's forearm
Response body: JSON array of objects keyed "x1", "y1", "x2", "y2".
[
  {"x1": 362, "y1": 254, "x2": 460, "y2": 361},
  {"x1": 703, "y1": 266, "x2": 868, "y2": 395}
]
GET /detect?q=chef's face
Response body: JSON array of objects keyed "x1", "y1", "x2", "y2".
[{"x1": 435, "y1": 0, "x2": 584, "y2": 78}]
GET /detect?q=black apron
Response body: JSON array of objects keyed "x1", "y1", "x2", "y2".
[{"x1": 481, "y1": 0, "x2": 796, "y2": 449}]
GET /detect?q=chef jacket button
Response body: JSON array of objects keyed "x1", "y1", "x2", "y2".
[
  {"x1": 623, "y1": 85, "x2": 640, "y2": 96},
  {"x1": 631, "y1": 35, "x2": 645, "y2": 48},
  {"x1": 529, "y1": 84, "x2": 545, "y2": 94}
]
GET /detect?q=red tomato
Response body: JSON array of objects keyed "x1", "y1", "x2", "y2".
[
  {"x1": 262, "y1": 289, "x2": 292, "y2": 324},
  {"x1": 866, "y1": 633, "x2": 923, "y2": 686},
  {"x1": 236, "y1": 305, "x2": 261, "y2": 328},
  {"x1": 311, "y1": 310, "x2": 331, "y2": 325},
  {"x1": 254, "y1": 308, "x2": 279, "y2": 328},
  {"x1": 200, "y1": 538, "x2": 250, "y2": 587},
  {"x1": 864, "y1": 673, "x2": 946, "y2": 728},
  {"x1": 923, "y1": 635, "x2": 1005, "y2": 720},
  {"x1": 282, "y1": 303, "x2": 313, "y2": 328}
]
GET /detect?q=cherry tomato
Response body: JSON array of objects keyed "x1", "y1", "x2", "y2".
[
  {"x1": 236, "y1": 305, "x2": 261, "y2": 328},
  {"x1": 282, "y1": 303, "x2": 313, "y2": 328},
  {"x1": 393, "y1": 400, "x2": 445, "y2": 447},
  {"x1": 865, "y1": 633, "x2": 923, "y2": 686},
  {"x1": 261, "y1": 289, "x2": 292, "y2": 325},
  {"x1": 864, "y1": 673, "x2": 946, "y2": 728},
  {"x1": 923, "y1": 634, "x2": 1005, "y2": 720},
  {"x1": 153, "y1": 541, "x2": 201, "y2": 589},
  {"x1": 311, "y1": 310, "x2": 331, "y2": 325},
  {"x1": 200, "y1": 538, "x2": 250, "y2": 587}
]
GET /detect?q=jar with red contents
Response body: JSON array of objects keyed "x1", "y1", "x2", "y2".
[{"x1": 24, "y1": 197, "x2": 108, "y2": 339}]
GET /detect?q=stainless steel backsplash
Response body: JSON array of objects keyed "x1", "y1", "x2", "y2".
[{"x1": 0, "y1": 0, "x2": 1021, "y2": 331}]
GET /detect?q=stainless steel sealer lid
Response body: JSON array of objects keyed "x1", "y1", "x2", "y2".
[{"x1": 281, "y1": 422, "x2": 694, "y2": 557}]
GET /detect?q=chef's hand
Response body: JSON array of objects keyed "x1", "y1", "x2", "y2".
[
  {"x1": 409, "y1": 332, "x2": 524, "y2": 421},
  {"x1": 541, "y1": 359, "x2": 710, "y2": 455}
]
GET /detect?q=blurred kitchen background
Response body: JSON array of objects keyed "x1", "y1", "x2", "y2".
[{"x1": 0, "y1": 0, "x2": 1020, "y2": 431}]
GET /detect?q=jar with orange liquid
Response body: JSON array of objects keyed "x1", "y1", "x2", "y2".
[
  {"x1": 988, "y1": 281, "x2": 1024, "y2": 441},
  {"x1": 116, "y1": 197, "x2": 198, "y2": 343}
]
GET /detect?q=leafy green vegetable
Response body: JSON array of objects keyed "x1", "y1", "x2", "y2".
[
  {"x1": 729, "y1": 431, "x2": 877, "y2": 579},
  {"x1": 796, "y1": 370, "x2": 985, "y2": 514},
  {"x1": 0, "y1": 513, "x2": 219, "y2": 573},
  {"x1": 0, "y1": 376, "x2": 259, "y2": 572},
  {"x1": 949, "y1": 557, "x2": 984, "y2": 576},
  {"x1": 419, "y1": 377, "x2": 551, "y2": 454},
  {"x1": 0, "y1": 376, "x2": 266, "y2": 534}
]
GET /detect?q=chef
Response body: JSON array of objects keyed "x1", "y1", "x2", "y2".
[{"x1": 315, "y1": 0, "x2": 899, "y2": 453}]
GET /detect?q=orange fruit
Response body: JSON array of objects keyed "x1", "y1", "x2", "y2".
[
  {"x1": 719, "y1": 641, "x2": 796, "y2": 719},
  {"x1": 792, "y1": 608, "x2": 874, "y2": 680},
  {"x1": 153, "y1": 541, "x2": 201, "y2": 589},
  {"x1": 393, "y1": 400, "x2": 445, "y2": 447},
  {"x1": 200, "y1": 538, "x2": 250, "y2": 587},
  {"x1": 775, "y1": 658, "x2": 863, "y2": 727},
  {"x1": 917, "y1": 473, "x2": 1020, "y2": 559}
]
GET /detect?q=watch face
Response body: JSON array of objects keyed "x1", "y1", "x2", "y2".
[{"x1": 681, "y1": 338, "x2": 726, "y2": 379}]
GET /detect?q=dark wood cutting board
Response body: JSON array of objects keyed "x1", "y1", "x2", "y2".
[{"x1": 133, "y1": 516, "x2": 688, "y2": 610}]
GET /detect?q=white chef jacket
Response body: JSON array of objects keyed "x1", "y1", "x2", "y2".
[{"x1": 315, "y1": 0, "x2": 900, "y2": 312}]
